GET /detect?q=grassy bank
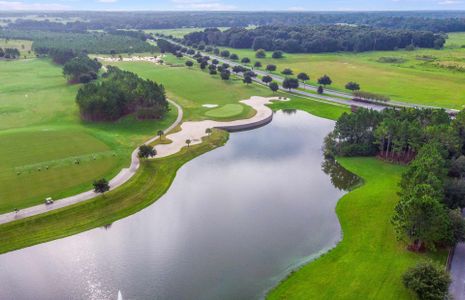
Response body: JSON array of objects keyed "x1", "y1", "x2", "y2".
[
  {"x1": 268, "y1": 157, "x2": 447, "y2": 299},
  {"x1": 0, "y1": 129, "x2": 228, "y2": 255}
]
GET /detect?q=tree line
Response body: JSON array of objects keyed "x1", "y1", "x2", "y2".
[
  {"x1": 4, "y1": 11, "x2": 465, "y2": 33},
  {"x1": 183, "y1": 26, "x2": 445, "y2": 54},
  {"x1": 0, "y1": 30, "x2": 156, "y2": 55},
  {"x1": 76, "y1": 66, "x2": 168, "y2": 121},
  {"x1": 63, "y1": 55, "x2": 101, "y2": 84},
  {"x1": 324, "y1": 107, "x2": 465, "y2": 298},
  {"x1": 0, "y1": 47, "x2": 20, "y2": 59}
]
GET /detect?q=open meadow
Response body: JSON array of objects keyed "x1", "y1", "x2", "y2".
[{"x1": 201, "y1": 32, "x2": 465, "y2": 109}]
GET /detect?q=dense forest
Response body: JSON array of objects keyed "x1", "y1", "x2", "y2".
[
  {"x1": 76, "y1": 66, "x2": 168, "y2": 121},
  {"x1": 63, "y1": 55, "x2": 102, "y2": 83},
  {"x1": 183, "y1": 26, "x2": 445, "y2": 53},
  {"x1": 325, "y1": 107, "x2": 465, "y2": 251},
  {"x1": 0, "y1": 30, "x2": 155, "y2": 54},
  {"x1": 3, "y1": 11, "x2": 465, "y2": 32}
]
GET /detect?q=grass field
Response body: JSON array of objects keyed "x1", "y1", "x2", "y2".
[
  {"x1": 204, "y1": 32, "x2": 465, "y2": 109},
  {"x1": 0, "y1": 129, "x2": 229, "y2": 255},
  {"x1": 268, "y1": 157, "x2": 447, "y2": 299},
  {"x1": 0, "y1": 58, "x2": 177, "y2": 213},
  {"x1": 146, "y1": 27, "x2": 229, "y2": 38}
]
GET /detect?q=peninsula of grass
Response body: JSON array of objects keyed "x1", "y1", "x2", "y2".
[
  {"x1": 267, "y1": 157, "x2": 447, "y2": 299},
  {"x1": 0, "y1": 129, "x2": 228, "y2": 255}
]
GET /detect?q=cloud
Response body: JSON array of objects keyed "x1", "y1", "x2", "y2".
[
  {"x1": 438, "y1": 0, "x2": 462, "y2": 4},
  {"x1": 287, "y1": 6, "x2": 306, "y2": 11},
  {"x1": 97, "y1": 0, "x2": 117, "y2": 2},
  {"x1": 0, "y1": 0, "x2": 70, "y2": 10},
  {"x1": 171, "y1": 0, "x2": 236, "y2": 10}
]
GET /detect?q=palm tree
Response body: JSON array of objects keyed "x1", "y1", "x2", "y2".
[
  {"x1": 186, "y1": 139, "x2": 191, "y2": 148},
  {"x1": 205, "y1": 128, "x2": 212, "y2": 135},
  {"x1": 157, "y1": 130, "x2": 164, "y2": 140}
]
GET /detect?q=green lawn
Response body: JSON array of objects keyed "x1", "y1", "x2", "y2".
[
  {"x1": 268, "y1": 157, "x2": 447, "y2": 299},
  {"x1": 209, "y1": 32, "x2": 465, "y2": 109},
  {"x1": 204, "y1": 103, "x2": 244, "y2": 118},
  {"x1": 145, "y1": 27, "x2": 229, "y2": 38},
  {"x1": 111, "y1": 59, "x2": 271, "y2": 121},
  {"x1": 0, "y1": 129, "x2": 228, "y2": 255},
  {"x1": 0, "y1": 58, "x2": 178, "y2": 212}
]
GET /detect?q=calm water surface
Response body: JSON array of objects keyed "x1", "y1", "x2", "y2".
[{"x1": 0, "y1": 110, "x2": 356, "y2": 300}]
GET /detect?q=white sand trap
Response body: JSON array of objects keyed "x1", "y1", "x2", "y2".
[
  {"x1": 202, "y1": 104, "x2": 219, "y2": 108},
  {"x1": 154, "y1": 96, "x2": 284, "y2": 158}
]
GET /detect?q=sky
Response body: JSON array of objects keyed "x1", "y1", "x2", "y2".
[{"x1": 1, "y1": 0, "x2": 465, "y2": 11}]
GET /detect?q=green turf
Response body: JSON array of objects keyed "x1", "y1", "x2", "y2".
[
  {"x1": 204, "y1": 103, "x2": 244, "y2": 118},
  {"x1": 0, "y1": 58, "x2": 178, "y2": 212},
  {"x1": 267, "y1": 157, "x2": 447, "y2": 299},
  {"x1": 0, "y1": 129, "x2": 228, "y2": 255},
  {"x1": 145, "y1": 27, "x2": 229, "y2": 38},
  {"x1": 268, "y1": 96, "x2": 349, "y2": 120},
  {"x1": 111, "y1": 58, "x2": 272, "y2": 121},
  {"x1": 211, "y1": 33, "x2": 465, "y2": 109}
]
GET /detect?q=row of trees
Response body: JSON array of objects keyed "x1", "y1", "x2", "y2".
[
  {"x1": 183, "y1": 26, "x2": 445, "y2": 54},
  {"x1": 0, "y1": 47, "x2": 20, "y2": 59},
  {"x1": 76, "y1": 66, "x2": 168, "y2": 121}
]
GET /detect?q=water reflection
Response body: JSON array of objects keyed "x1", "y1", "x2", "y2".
[
  {"x1": 321, "y1": 158, "x2": 361, "y2": 191},
  {"x1": 0, "y1": 111, "x2": 349, "y2": 300}
]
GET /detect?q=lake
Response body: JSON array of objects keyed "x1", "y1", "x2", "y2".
[{"x1": 0, "y1": 110, "x2": 357, "y2": 300}]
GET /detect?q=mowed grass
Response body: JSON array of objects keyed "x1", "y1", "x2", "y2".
[
  {"x1": 204, "y1": 103, "x2": 244, "y2": 118},
  {"x1": 0, "y1": 130, "x2": 119, "y2": 213},
  {"x1": 268, "y1": 157, "x2": 447, "y2": 299},
  {"x1": 111, "y1": 58, "x2": 273, "y2": 121},
  {"x1": 0, "y1": 58, "x2": 178, "y2": 211},
  {"x1": 212, "y1": 33, "x2": 465, "y2": 109},
  {"x1": 0, "y1": 129, "x2": 229, "y2": 255}
]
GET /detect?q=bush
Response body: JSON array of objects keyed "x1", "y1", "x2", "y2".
[
  {"x1": 403, "y1": 261, "x2": 450, "y2": 300},
  {"x1": 272, "y1": 50, "x2": 283, "y2": 59}
]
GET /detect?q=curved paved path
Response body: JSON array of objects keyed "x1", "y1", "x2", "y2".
[
  {"x1": 0, "y1": 96, "x2": 283, "y2": 225},
  {"x1": 0, "y1": 99, "x2": 183, "y2": 225}
]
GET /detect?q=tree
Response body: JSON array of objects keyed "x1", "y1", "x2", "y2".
[
  {"x1": 157, "y1": 130, "x2": 164, "y2": 140},
  {"x1": 318, "y1": 75, "x2": 332, "y2": 86},
  {"x1": 403, "y1": 261, "x2": 450, "y2": 300},
  {"x1": 297, "y1": 72, "x2": 310, "y2": 86},
  {"x1": 282, "y1": 77, "x2": 299, "y2": 91},
  {"x1": 272, "y1": 50, "x2": 283, "y2": 59},
  {"x1": 200, "y1": 61, "x2": 208, "y2": 69},
  {"x1": 317, "y1": 85, "x2": 324, "y2": 94},
  {"x1": 205, "y1": 128, "x2": 212, "y2": 135},
  {"x1": 255, "y1": 49, "x2": 266, "y2": 58},
  {"x1": 230, "y1": 53, "x2": 239, "y2": 60},
  {"x1": 269, "y1": 82, "x2": 279, "y2": 93},
  {"x1": 281, "y1": 68, "x2": 293, "y2": 76},
  {"x1": 345, "y1": 81, "x2": 361, "y2": 91},
  {"x1": 138, "y1": 144, "x2": 157, "y2": 159},
  {"x1": 209, "y1": 69, "x2": 217, "y2": 75},
  {"x1": 220, "y1": 70, "x2": 230, "y2": 80},
  {"x1": 212, "y1": 59, "x2": 219, "y2": 65},
  {"x1": 93, "y1": 178, "x2": 110, "y2": 195},
  {"x1": 266, "y1": 64, "x2": 277, "y2": 72},
  {"x1": 186, "y1": 139, "x2": 191, "y2": 147},
  {"x1": 254, "y1": 61, "x2": 262, "y2": 69},
  {"x1": 243, "y1": 76, "x2": 252, "y2": 85},
  {"x1": 262, "y1": 75, "x2": 273, "y2": 85},
  {"x1": 241, "y1": 57, "x2": 250, "y2": 64},
  {"x1": 220, "y1": 50, "x2": 230, "y2": 57},
  {"x1": 185, "y1": 60, "x2": 194, "y2": 68}
]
